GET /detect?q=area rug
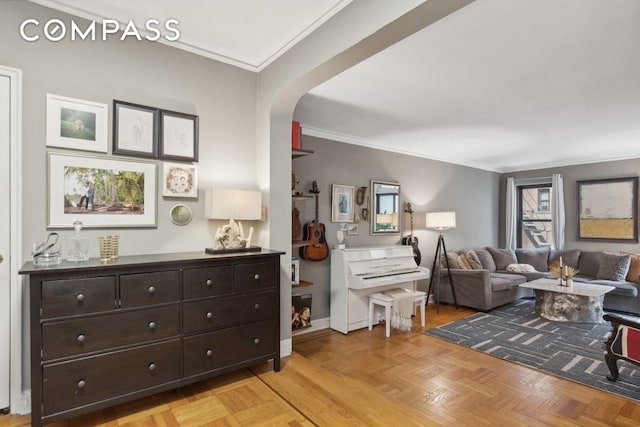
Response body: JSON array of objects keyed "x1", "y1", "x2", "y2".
[{"x1": 425, "y1": 298, "x2": 640, "y2": 402}]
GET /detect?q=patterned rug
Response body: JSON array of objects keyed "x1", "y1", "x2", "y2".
[{"x1": 425, "y1": 298, "x2": 640, "y2": 402}]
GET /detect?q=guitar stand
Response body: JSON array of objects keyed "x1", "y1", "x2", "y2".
[{"x1": 426, "y1": 233, "x2": 458, "y2": 313}]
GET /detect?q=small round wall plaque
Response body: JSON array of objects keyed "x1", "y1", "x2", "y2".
[{"x1": 169, "y1": 204, "x2": 193, "y2": 226}]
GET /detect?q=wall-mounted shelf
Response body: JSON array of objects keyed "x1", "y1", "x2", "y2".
[
  {"x1": 293, "y1": 194, "x2": 313, "y2": 201},
  {"x1": 292, "y1": 240, "x2": 311, "y2": 248},
  {"x1": 292, "y1": 148, "x2": 314, "y2": 159},
  {"x1": 293, "y1": 280, "x2": 314, "y2": 288}
]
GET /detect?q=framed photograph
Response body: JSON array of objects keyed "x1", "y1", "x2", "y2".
[
  {"x1": 577, "y1": 176, "x2": 638, "y2": 241},
  {"x1": 46, "y1": 94, "x2": 108, "y2": 153},
  {"x1": 113, "y1": 100, "x2": 159, "y2": 158},
  {"x1": 291, "y1": 293, "x2": 312, "y2": 330},
  {"x1": 347, "y1": 223, "x2": 359, "y2": 236},
  {"x1": 48, "y1": 153, "x2": 157, "y2": 228},
  {"x1": 159, "y1": 109, "x2": 199, "y2": 162},
  {"x1": 331, "y1": 184, "x2": 355, "y2": 223},
  {"x1": 162, "y1": 162, "x2": 198, "y2": 198}
]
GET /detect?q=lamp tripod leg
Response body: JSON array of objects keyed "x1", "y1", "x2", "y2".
[
  {"x1": 440, "y1": 235, "x2": 458, "y2": 309},
  {"x1": 427, "y1": 236, "x2": 443, "y2": 312}
]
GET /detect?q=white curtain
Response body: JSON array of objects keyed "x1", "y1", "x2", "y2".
[
  {"x1": 505, "y1": 177, "x2": 517, "y2": 250},
  {"x1": 551, "y1": 173, "x2": 565, "y2": 250}
]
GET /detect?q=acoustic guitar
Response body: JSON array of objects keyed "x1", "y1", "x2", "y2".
[
  {"x1": 402, "y1": 202, "x2": 422, "y2": 265},
  {"x1": 300, "y1": 181, "x2": 329, "y2": 261}
]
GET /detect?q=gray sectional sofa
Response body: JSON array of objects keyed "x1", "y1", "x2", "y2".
[{"x1": 435, "y1": 247, "x2": 640, "y2": 315}]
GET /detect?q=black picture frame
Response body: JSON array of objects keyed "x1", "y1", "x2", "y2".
[
  {"x1": 159, "y1": 109, "x2": 199, "y2": 162},
  {"x1": 577, "y1": 176, "x2": 638, "y2": 242},
  {"x1": 113, "y1": 100, "x2": 159, "y2": 158}
]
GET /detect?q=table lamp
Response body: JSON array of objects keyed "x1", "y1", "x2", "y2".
[{"x1": 205, "y1": 188, "x2": 262, "y2": 254}]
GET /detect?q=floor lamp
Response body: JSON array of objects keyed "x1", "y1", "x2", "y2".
[{"x1": 425, "y1": 212, "x2": 458, "y2": 312}]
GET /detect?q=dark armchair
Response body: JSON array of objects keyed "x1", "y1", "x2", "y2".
[{"x1": 604, "y1": 314, "x2": 640, "y2": 382}]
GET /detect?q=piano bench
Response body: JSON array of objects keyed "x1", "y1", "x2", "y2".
[{"x1": 368, "y1": 290, "x2": 426, "y2": 338}]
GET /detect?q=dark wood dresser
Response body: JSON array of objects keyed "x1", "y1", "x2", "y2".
[{"x1": 19, "y1": 250, "x2": 283, "y2": 426}]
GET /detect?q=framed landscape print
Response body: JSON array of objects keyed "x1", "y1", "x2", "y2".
[
  {"x1": 577, "y1": 176, "x2": 638, "y2": 241},
  {"x1": 113, "y1": 100, "x2": 159, "y2": 158},
  {"x1": 46, "y1": 94, "x2": 108, "y2": 153},
  {"x1": 331, "y1": 184, "x2": 355, "y2": 223},
  {"x1": 159, "y1": 109, "x2": 199, "y2": 162},
  {"x1": 48, "y1": 153, "x2": 157, "y2": 228},
  {"x1": 162, "y1": 162, "x2": 198, "y2": 198}
]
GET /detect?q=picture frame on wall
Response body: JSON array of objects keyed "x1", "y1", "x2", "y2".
[
  {"x1": 46, "y1": 94, "x2": 108, "y2": 153},
  {"x1": 577, "y1": 176, "x2": 638, "y2": 242},
  {"x1": 48, "y1": 153, "x2": 157, "y2": 228},
  {"x1": 331, "y1": 184, "x2": 355, "y2": 223},
  {"x1": 159, "y1": 109, "x2": 199, "y2": 162},
  {"x1": 113, "y1": 100, "x2": 159, "y2": 158},
  {"x1": 162, "y1": 162, "x2": 198, "y2": 198}
]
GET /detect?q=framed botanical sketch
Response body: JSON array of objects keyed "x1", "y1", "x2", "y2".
[
  {"x1": 46, "y1": 94, "x2": 108, "y2": 152},
  {"x1": 113, "y1": 100, "x2": 159, "y2": 158},
  {"x1": 48, "y1": 153, "x2": 157, "y2": 228},
  {"x1": 159, "y1": 109, "x2": 199, "y2": 162},
  {"x1": 162, "y1": 162, "x2": 198, "y2": 198},
  {"x1": 577, "y1": 176, "x2": 638, "y2": 241},
  {"x1": 331, "y1": 184, "x2": 355, "y2": 223}
]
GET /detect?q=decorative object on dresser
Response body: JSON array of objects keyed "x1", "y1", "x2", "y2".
[
  {"x1": 330, "y1": 245, "x2": 429, "y2": 334},
  {"x1": 299, "y1": 181, "x2": 329, "y2": 261},
  {"x1": 402, "y1": 202, "x2": 421, "y2": 265},
  {"x1": 204, "y1": 188, "x2": 262, "y2": 254},
  {"x1": 19, "y1": 250, "x2": 283, "y2": 427},
  {"x1": 425, "y1": 211, "x2": 458, "y2": 312}
]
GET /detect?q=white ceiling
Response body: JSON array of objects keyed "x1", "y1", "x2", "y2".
[{"x1": 31, "y1": 0, "x2": 640, "y2": 173}]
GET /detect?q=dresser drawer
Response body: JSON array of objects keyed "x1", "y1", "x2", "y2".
[
  {"x1": 42, "y1": 339, "x2": 180, "y2": 417},
  {"x1": 234, "y1": 262, "x2": 276, "y2": 292},
  {"x1": 42, "y1": 276, "x2": 116, "y2": 319},
  {"x1": 120, "y1": 270, "x2": 179, "y2": 308},
  {"x1": 183, "y1": 320, "x2": 276, "y2": 378},
  {"x1": 183, "y1": 266, "x2": 233, "y2": 300},
  {"x1": 183, "y1": 291, "x2": 275, "y2": 334},
  {"x1": 42, "y1": 305, "x2": 180, "y2": 360}
]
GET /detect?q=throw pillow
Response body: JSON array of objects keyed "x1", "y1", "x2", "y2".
[
  {"x1": 621, "y1": 252, "x2": 640, "y2": 283},
  {"x1": 486, "y1": 247, "x2": 518, "y2": 271},
  {"x1": 457, "y1": 253, "x2": 472, "y2": 269},
  {"x1": 465, "y1": 250, "x2": 483, "y2": 270},
  {"x1": 578, "y1": 251, "x2": 603, "y2": 278},
  {"x1": 549, "y1": 249, "x2": 581, "y2": 269},
  {"x1": 441, "y1": 251, "x2": 460, "y2": 269},
  {"x1": 515, "y1": 248, "x2": 549, "y2": 272},
  {"x1": 596, "y1": 253, "x2": 631, "y2": 281},
  {"x1": 506, "y1": 263, "x2": 536, "y2": 273}
]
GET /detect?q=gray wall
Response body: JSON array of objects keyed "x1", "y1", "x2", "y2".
[
  {"x1": 293, "y1": 135, "x2": 500, "y2": 320},
  {"x1": 501, "y1": 158, "x2": 640, "y2": 253}
]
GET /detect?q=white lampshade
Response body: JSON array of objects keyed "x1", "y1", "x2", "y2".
[
  {"x1": 426, "y1": 211, "x2": 456, "y2": 230},
  {"x1": 205, "y1": 189, "x2": 262, "y2": 220}
]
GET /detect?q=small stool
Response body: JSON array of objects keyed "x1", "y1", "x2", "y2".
[{"x1": 368, "y1": 290, "x2": 426, "y2": 337}]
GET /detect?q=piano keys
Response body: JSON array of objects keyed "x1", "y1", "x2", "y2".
[{"x1": 330, "y1": 245, "x2": 430, "y2": 333}]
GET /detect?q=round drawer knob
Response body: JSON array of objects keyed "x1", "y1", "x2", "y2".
[
  {"x1": 206, "y1": 312, "x2": 213, "y2": 319},
  {"x1": 206, "y1": 349, "x2": 213, "y2": 357},
  {"x1": 253, "y1": 338, "x2": 260, "y2": 345},
  {"x1": 148, "y1": 363, "x2": 156, "y2": 371},
  {"x1": 148, "y1": 321, "x2": 156, "y2": 330},
  {"x1": 148, "y1": 286, "x2": 156, "y2": 294},
  {"x1": 254, "y1": 303, "x2": 260, "y2": 310},
  {"x1": 77, "y1": 379, "x2": 86, "y2": 389},
  {"x1": 77, "y1": 334, "x2": 86, "y2": 343},
  {"x1": 76, "y1": 293, "x2": 85, "y2": 302},
  {"x1": 254, "y1": 274, "x2": 260, "y2": 281},
  {"x1": 206, "y1": 279, "x2": 213, "y2": 287}
]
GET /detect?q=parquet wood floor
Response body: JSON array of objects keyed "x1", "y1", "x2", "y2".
[{"x1": 2, "y1": 303, "x2": 640, "y2": 426}]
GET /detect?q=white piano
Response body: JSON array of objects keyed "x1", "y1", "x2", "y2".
[{"x1": 330, "y1": 245, "x2": 430, "y2": 334}]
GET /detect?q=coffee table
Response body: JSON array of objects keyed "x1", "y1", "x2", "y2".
[{"x1": 519, "y1": 278, "x2": 615, "y2": 323}]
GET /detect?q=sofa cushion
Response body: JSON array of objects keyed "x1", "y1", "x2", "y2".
[
  {"x1": 578, "y1": 251, "x2": 603, "y2": 277},
  {"x1": 487, "y1": 247, "x2": 518, "y2": 271},
  {"x1": 549, "y1": 249, "x2": 581, "y2": 269},
  {"x1": 475, "y1": 248, "x2": 496, "y2": 272},
  {"x1": 515, "y1": 270, "x2": 550, "y2": 281},
  {"x1": 589, "y1": 279, "x2": 638, "y2": 298},
  {"x1": 621, "y1": 252, "x2": 640, "y2": 283},
  {"x1": 465, "y1": 250, "x2": 483, "y2": 270},
  {"x1": 490, "y1": 272, "x2": 527, "y2": 291},
  {"x1": 515, "y1": 248, "x2": 550, "y2": 272},
  {"x1": 596, "y1": 253, "x2": 631, "y2": 281}
]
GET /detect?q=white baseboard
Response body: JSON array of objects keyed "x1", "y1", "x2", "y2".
[
  {"x1": 280, "y1": 338, "x2": 292, "y2": 357},
  {"x1": 11, "y1": 390, "x2": 30, "y2": 415}
]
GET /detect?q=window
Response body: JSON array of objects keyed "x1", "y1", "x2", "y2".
[{"x1": 518, "y1": 184, "x2": 552, "y2": 249}]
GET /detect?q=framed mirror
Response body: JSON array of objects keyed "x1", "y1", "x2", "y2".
[{"x1": 370, "y1": 180, "x2": 401, "y2": 234}]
